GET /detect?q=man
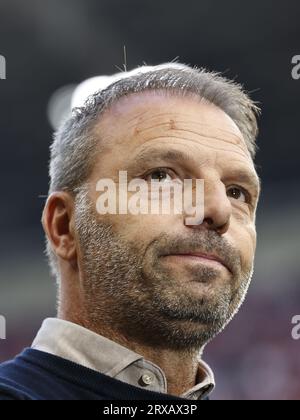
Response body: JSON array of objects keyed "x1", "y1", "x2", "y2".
[{"x1": 0, "y1": 63, "x2": 261, "y2": 400}]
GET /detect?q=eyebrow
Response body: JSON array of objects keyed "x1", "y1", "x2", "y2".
[
  {"x1": 224, "y1": 170, "x2": 261, "y2": 197},
  {"x1": 134, "y1": 148, "x2": 196, "y2": 166},
  {"x1": 132, "y1": 147, "x2": 261, "y2": 194}
]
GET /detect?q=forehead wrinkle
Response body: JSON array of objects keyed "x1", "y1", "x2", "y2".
[
  {"x1": 129, "y1": 117, "x2": 243, "y2": 144},
  {"x1": 129, "y1": 119, "x2": 242, "y2": 141},
  {"x1": 132, "y1": 134, "x2": 250, "y2": 159},
  {"x1": 151, "y1": 126, "x2": 246, "y2": 152},
  {"x1": 124, "y1": 111, "x2": 200, "y2": 126},
  {"x1": 126, "y1": 111, "x2": 182, "y2": 122},
  {"x1": 126, "y1": 118, "x2": 246, "y2": 152},
  {"x1": 173, "y1": 121, "x2": 243, "y2": 142},
  {"x1": 133, "y1": 144, "x2": 211, "y2": 172}
]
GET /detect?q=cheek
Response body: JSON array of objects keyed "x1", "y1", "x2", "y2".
[
  {"x1": 92, "y1": 202, "x2": 177, "y2": 242},
  {"x1": 231, "y1": 223, "x2": 257, "y2": 270},
  {"x1": 113, "y1": 213, "x2": 178, "y2": 243}
]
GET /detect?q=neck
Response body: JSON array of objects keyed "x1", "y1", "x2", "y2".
[
  {"x1": 58, "y1": 273, "x2": 203, "y2": 397},
  {"x1": 60, "y1": 308, "x2": 202, "y2": 397},
  {"x1": 122, "y1": 340, "x2": 201, "y2": 396}
]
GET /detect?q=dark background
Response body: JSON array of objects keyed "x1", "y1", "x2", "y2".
[{"x1": 0, "y1": 0, "x2": 299, "y2": 400}]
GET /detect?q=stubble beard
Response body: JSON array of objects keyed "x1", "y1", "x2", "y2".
[{"x1": 75, "y1": 190, "x2": 254, "y2": 352}]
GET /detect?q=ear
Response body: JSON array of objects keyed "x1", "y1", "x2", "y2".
[{"x1": 42, "y1": 192, "x2": 77, "y2": 264}]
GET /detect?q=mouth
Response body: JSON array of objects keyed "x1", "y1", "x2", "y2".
[{"x1": 162, "y1": 252, "x2": 231, "y2": 273}]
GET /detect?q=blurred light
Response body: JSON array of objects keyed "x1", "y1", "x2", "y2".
[
  {"x1": 47, "y1": 84, "x2": 76, "y2": 130},
  {"x1": 71, "y1": 63, "x2": 188, "y2": 108},
  {"x1": 71, "y1": 76, "x2": 116, "y2": 108},
  {"x1": 48, "y1": 63, "x2": 188, "y2": 130}
]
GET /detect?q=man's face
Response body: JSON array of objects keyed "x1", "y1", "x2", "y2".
[{"x1": 75, "y1": 91, "x2": 260, "y2": 351}]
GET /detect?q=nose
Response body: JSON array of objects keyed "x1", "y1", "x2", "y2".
[{"x1": 184, "y1": 178, "x2": 232, "y2": 235}]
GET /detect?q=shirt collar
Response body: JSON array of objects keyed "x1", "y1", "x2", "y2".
[{"x1": 32, "y1": 318, "x2": 215, "y2": 400}]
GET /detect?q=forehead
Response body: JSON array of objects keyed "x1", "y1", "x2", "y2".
[{"x1": 96, "y1": 90, "x2": 253, "y2": 167}]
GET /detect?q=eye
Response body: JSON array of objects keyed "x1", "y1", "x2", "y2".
[
  {"x1": 227, "y1": 186, "x2": 248, "y2": 203},
  {"x1": 145, "y1": 168, "x2": 174, "y2": 183}
]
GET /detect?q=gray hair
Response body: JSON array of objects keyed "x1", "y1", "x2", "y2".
[{"x1": 46, "y1": 62, "x2": 260, "y2": 278}]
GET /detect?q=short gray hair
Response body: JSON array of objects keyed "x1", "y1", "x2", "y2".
[{"x1": 46, "y1": 62, "x2": 260, "y2": 278}]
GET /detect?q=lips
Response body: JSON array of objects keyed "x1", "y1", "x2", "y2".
[{"x1": 163, "y1": 252, "x2": 231, "y2": 273}]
